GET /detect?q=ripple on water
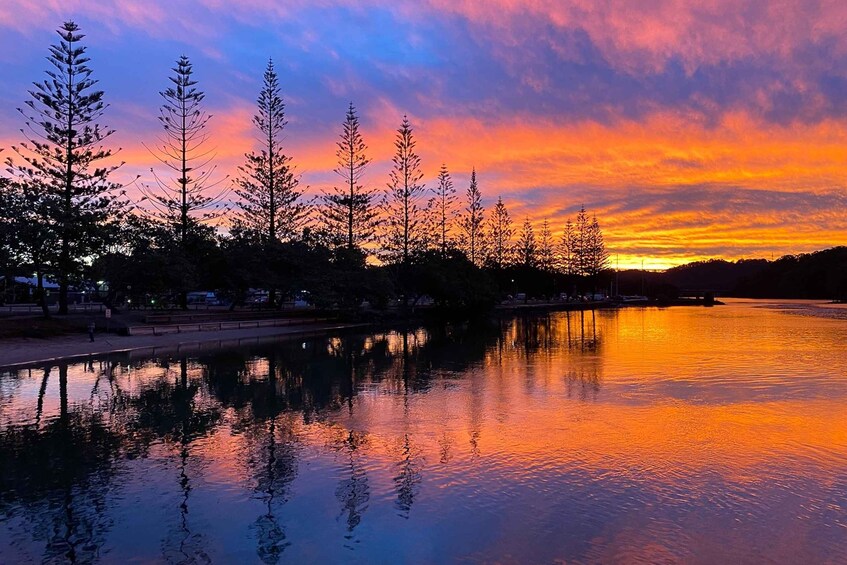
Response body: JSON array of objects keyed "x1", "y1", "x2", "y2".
[{"x1": 2, "y1": 302, "x2": 847, "y2": 563}]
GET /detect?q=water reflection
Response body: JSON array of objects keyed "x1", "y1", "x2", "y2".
[{"x1": 2, "y1": 302, "x2": 847, "y2": 563}]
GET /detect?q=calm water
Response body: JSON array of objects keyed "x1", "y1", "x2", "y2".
[{"x1": 1, "y1": 299, "x2": 846, "y2": 564}]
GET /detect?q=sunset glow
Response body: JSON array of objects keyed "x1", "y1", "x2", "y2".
[{"x1": 2, "y1": 1, "x2": 847, "y2": 268}]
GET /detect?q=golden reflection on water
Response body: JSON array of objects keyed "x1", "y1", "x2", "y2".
[{"x1": 1, "y1": 300, "x2": 847, "y2": 563}]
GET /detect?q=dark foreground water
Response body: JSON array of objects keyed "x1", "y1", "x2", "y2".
[{"x1": 1, "y1": 299, "x2": 846, "y2": 564}]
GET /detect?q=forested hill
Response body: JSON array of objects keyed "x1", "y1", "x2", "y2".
[
  {"x1": 643, "y1": 247, "x2": 847, "y2": 299},
  {"x1": 732, "y1": 247, "x2": 847, "y2": 299},
  {"x1": 663, "y1": 258, "x2": 768, "y2": 294}
]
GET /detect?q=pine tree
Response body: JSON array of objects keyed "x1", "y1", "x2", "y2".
[
  {"x1": 516, "y1": 217, "x2": 537, "y2": 268},
  {"x1": 486, "y1": 196, "x2": 512, "y2": 269},
  {"x1": 538, "y1": 218, "x2": 554, "y2": 272},
  {"x1": 429, "y1": 163, "x2": 456, "y2": 257},
  {"x1": 143, "y1": 55, "x2": 228, "y2": 244},
  {"x1": 585, "y1": 214, "x2": 610, "y2": 277},
  {"x1": 234, "y1": 59, "x2": 304, "y2": 243},
  {"x1": 457, "y1": 168, "x2": 485, "y2": 266},
  {"x1": 381, "y1": 116, "x2": 426, "y2": 265},
  {"x1": 7, "y1": 21, "x2": 125, "y2": 315},
  {"x1": 558, "y1": 219, "x2": 576, "y2": 275},
  {"x1": 574, "y1": 206, "x2": 591, "y2": 276},
  {"x1": 321, "y1": 102, "x2": 376, "y2": 249}
]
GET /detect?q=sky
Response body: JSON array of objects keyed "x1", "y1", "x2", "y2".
[{"x1": 2, "y1": 0, "x2": 847, "y2": 269}]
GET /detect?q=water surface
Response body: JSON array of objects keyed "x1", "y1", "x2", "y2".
[{"x1": 1, "y1": 299, "x2": 846, "y2": 563}]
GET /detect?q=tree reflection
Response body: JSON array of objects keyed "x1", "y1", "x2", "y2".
[
  {"x1": 0, "y1": 363, "x2": 123, "y2": 563},
  {"x1": 334, "y1": 430, "x2": 369, "y2": 540},
  {"x1": 126, "y1": 358, "x2": 220, "y2": 564},
  {"x1": 0, "y1": 312, "x2": 605, "y2": 560},
  {"x1": 393, "y1": 433, "x2": 422, "y2": 518}
]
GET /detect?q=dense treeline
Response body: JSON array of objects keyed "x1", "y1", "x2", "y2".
[
  {"x1": 734, "y1": 248, "x2": 847, "y2": 299},
  {"x1": 614, "y1": 248, "x2": 847, "y2": 300},
  {"x1": 0, "y1": 22, "x2": 613, "y2": 315}
]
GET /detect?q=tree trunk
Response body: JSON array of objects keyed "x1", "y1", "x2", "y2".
[{"x1": 37, "y1": 270, "x2": 50, "y2": 319}]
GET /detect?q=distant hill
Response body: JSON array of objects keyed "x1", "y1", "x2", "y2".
[
  {"x1": 615, "y1": 247, "x2": 847, "y2": 300},
  {"x1": 664, "y1": 258, "x2": 768, "y2": 293},
  {"x1": 733, "y1": 246, "x2": 847, "y2": 299}
]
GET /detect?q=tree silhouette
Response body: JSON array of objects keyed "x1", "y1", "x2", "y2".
[
  {"x1": 538, "y1": 218, "x2": 554, "y2": 272},
  {"x1": 6, "y1": 21, "x2": 125, "y2": 315},
  {"x1": 429, "y1": 163, "x2": 457, "y2": 257},
  {"x1": 0, "y1": 179, "x2": 57, "y2": 316},
  {"x1": 320, "y1": 103, "x2": 376, "y2": 250},
  {"x1": 487, "y1": 196, "x2": 512, "y2": 269},
  {"x1": 458, "y1": 168, "x2": 486, "y2": 266},
  {"x1": 381, "y1": 116, "x2": 426, "y2": 265},
  {"x1": 573, "y1": 206, "x2": 590, "y2": 276},
  {"x1": 142, "y1": 55, "x2": 228, "y2": 243},
  {"x1": 584, "y1": 214, "x2": 610, "y2": 278},
  {"x1": 235, "y1": 59, "x2": 305, "y2": 245},
  {"x1": 516, "y1": 217, "x2": 537, "y2": 267},
  {"x1": 558, "y1": 218, "x2": 576, "y2": 275}
]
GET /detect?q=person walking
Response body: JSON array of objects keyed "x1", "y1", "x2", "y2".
[{"x1": 87, "y1": 320, "x2": 95, "y2": 342}]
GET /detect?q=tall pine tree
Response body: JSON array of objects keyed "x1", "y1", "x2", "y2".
[
  {"x1": 558, "y1": 219, "x2": 576, "y2": 275},
  {"x1": 381, "y1": 116, "x2": 426, "y2": 265},
  {"x1": 574, "y1": 206, "x2": 591, "y2": 276},
  {"x1": 516, "y1": 217, "x2": 537, "y2": 268},
  {"x1": 538, "y1": 218, "x2": 554, "y2": 272},
  {"x1": 7, "y1": 21, "x2": 125, "y2": 314},
  {"x1": 321, "y1": 102, "x2": 375, "y2": 249},
  {"x1": 585, "y1": 214, "x2": 610, "y2": 277},
  {"x1": 486, "y1": 196, "x2": 512, "y2": 269},
  {"x1": 143, "y1": 55, "x2": 228, "y2": 244},
  {"x1": 234, "y1": 59, "x2": 304, "y2": 243},
  {"x1": 458, "y1": 168, "x2": 485, "y2": 266},
  {"x1": 430, "y1": 163, "x2": 456, "y2": 257}
]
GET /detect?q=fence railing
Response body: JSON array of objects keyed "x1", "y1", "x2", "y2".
[{"x1": 0, "y1": 303, "x2": 107, "y2": 314}]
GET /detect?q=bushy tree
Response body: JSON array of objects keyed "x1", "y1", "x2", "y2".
[
  {"x1": 235, "y1": 59, "x2": 305, "y2": 244},
  {"x1": 381, "y1": 116, "x2": 427, "y2": 265},
  {"x1": 0, "y1": 178, "x2": 58, "y2": 315},
  {"x1": 320, "y1": 102, "x2": 376, "y2": 250},
  {"x1": 6, "y1": 21, "x2": 125, "y2": 314}
]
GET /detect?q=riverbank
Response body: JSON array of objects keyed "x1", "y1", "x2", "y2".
[
  {"x1": 0, "y1": 299, "x2": 727, "y2": 369},
  {"x1": 0, "y1": 321, "x2": 366, "y2": 370}
]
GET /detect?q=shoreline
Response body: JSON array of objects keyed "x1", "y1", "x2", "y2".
[
  {"x1": 0, "y1": 322, "x2": 367, "y2": 370},
  {"x1": 0, "y1": 300, "x2": 723, "y2": 370}
]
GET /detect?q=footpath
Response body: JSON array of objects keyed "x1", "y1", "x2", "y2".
[{"x1": 0, "y1": 322, "x2": 362, "y2": 369}]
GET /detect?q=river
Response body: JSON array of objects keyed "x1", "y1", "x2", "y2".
[{"x1": 1, "y1": 299, "x2": 846, "y2": 563}]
